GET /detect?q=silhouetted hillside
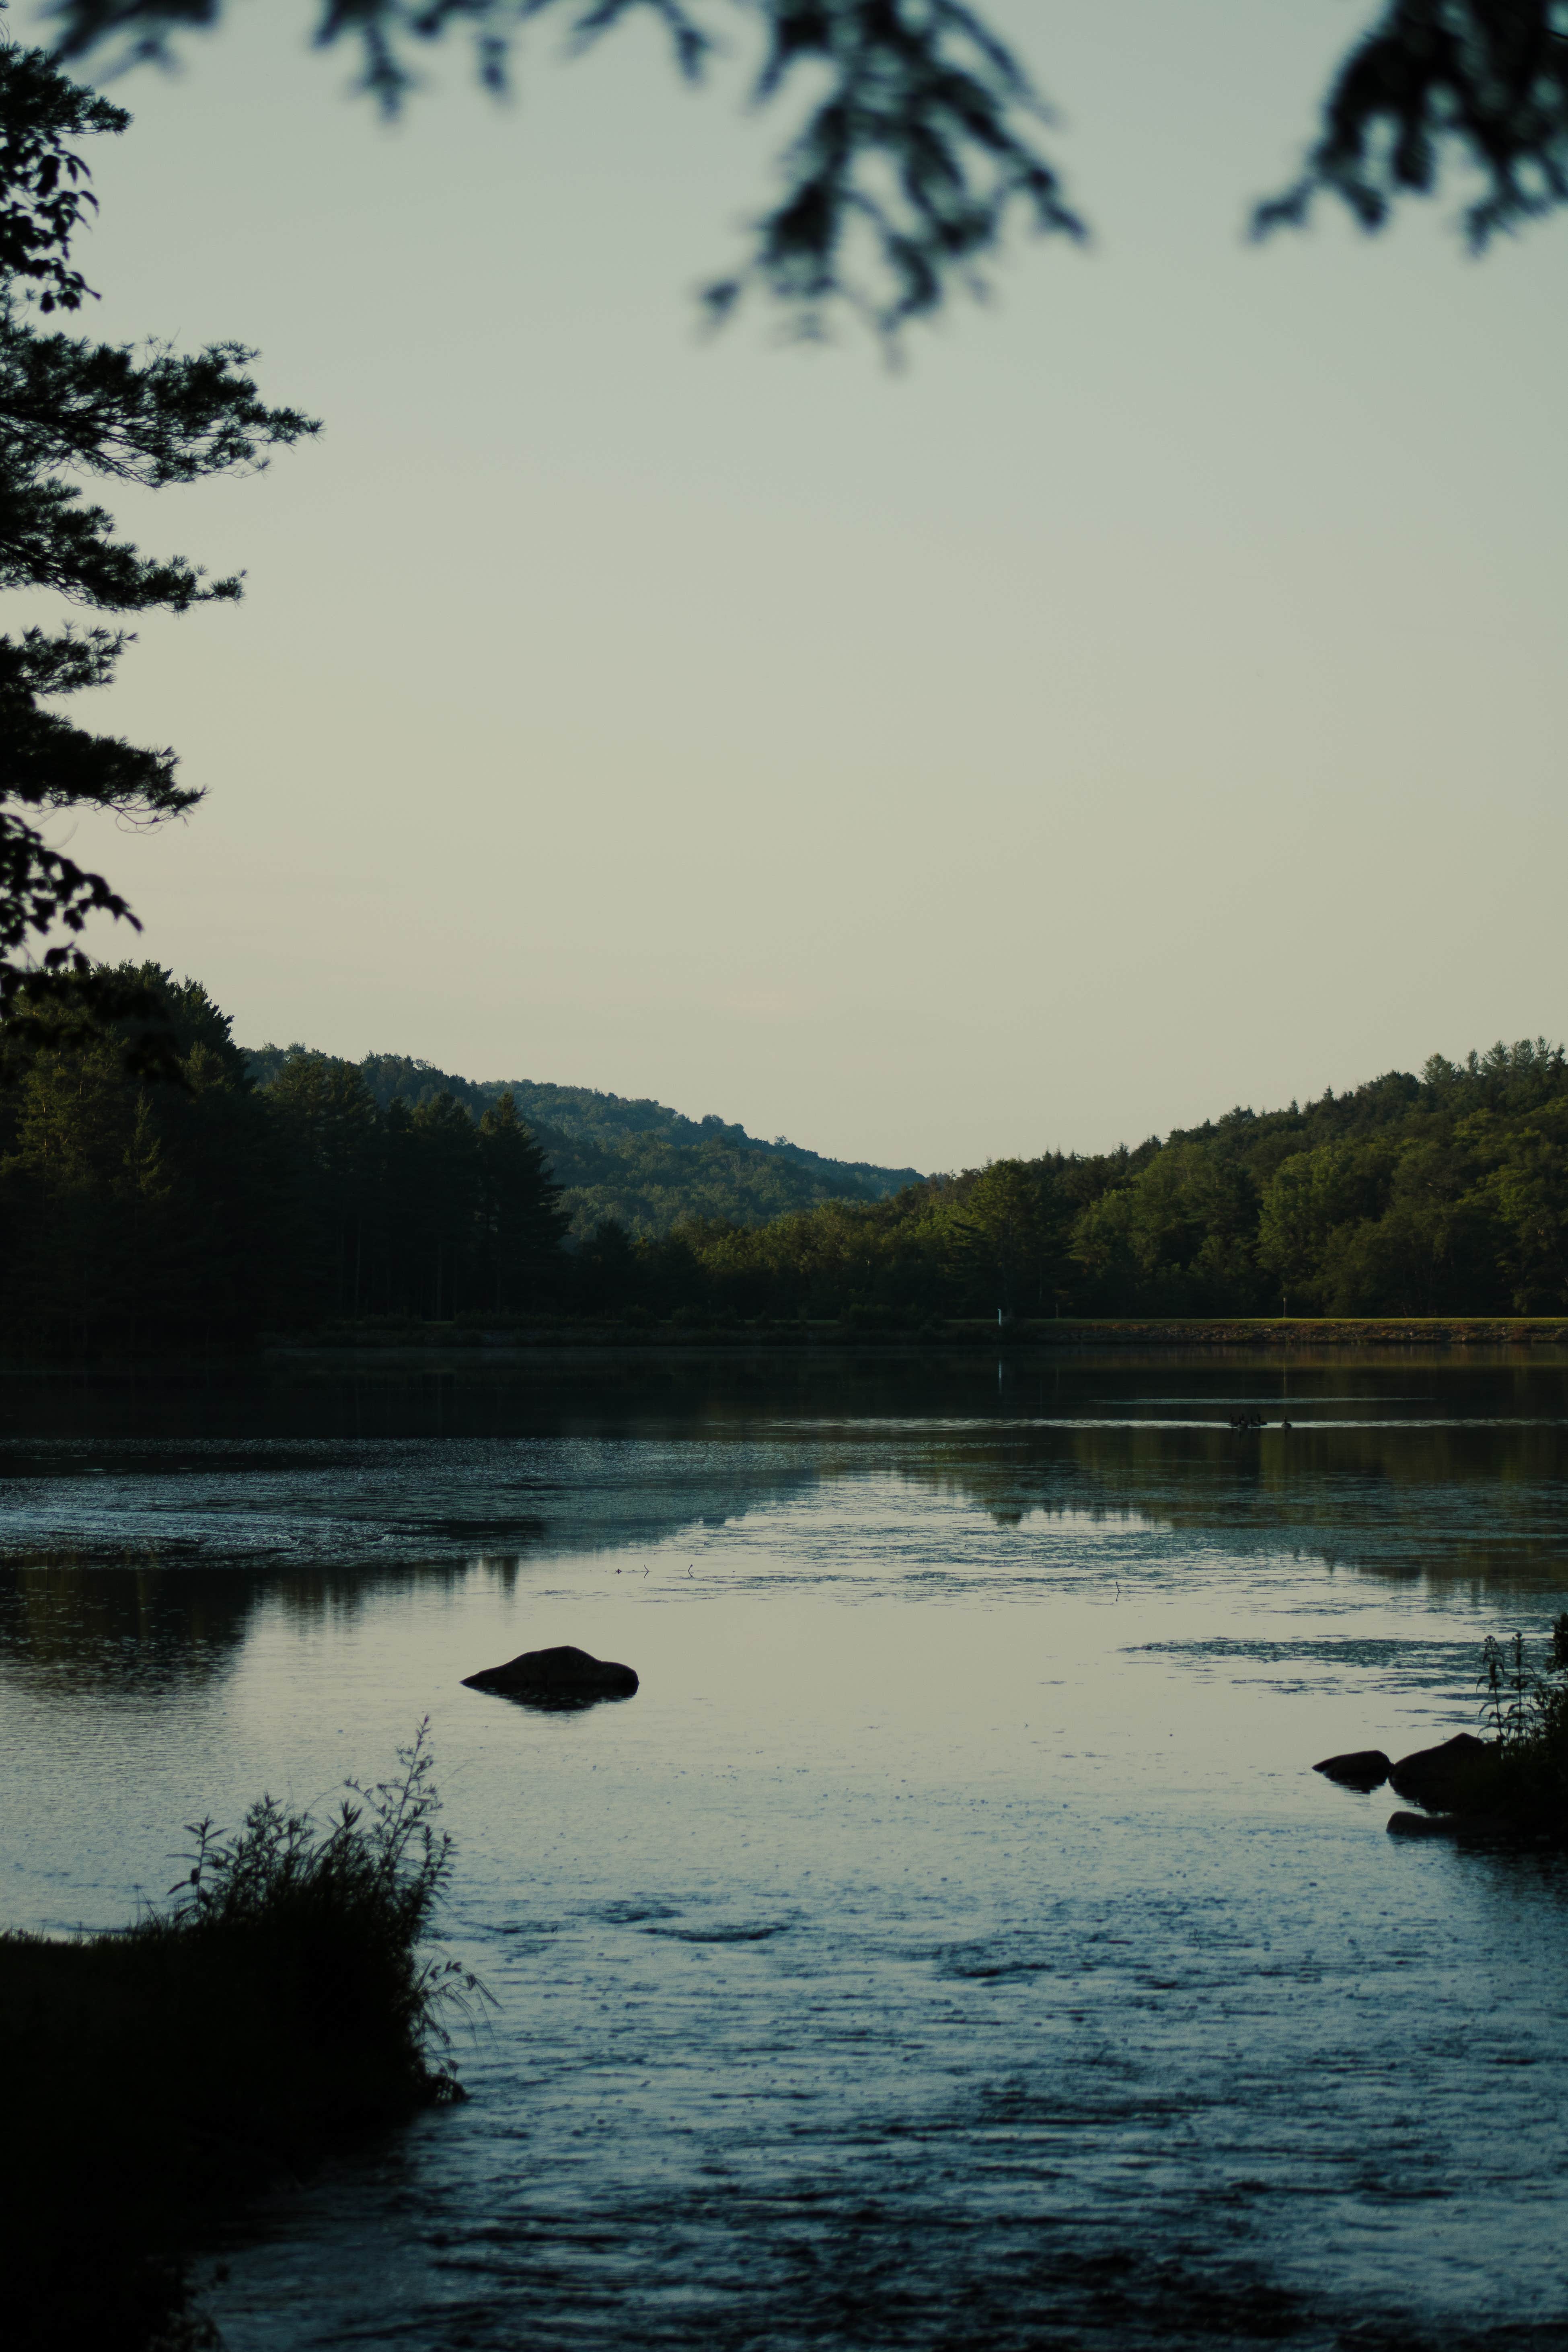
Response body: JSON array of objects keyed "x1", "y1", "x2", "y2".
[
  {"x1": 7, "y1": 976, "x2": 1568, "y2": 1348},
  {"x1": 241, "y1": 1045, "x2": 923, "y2": 1237}
]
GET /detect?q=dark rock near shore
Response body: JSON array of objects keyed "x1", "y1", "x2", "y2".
[
  {"x1": 1387, "y1": 1804, "x2": 1528, "y2": 1842},
  {"x1": 462, "y1": 1643, "x2": 639, "y2": 1708},
  {"x1": 1387, "y1": 1731, "x2": 1498, "y2": 1812},
  {"x1": 1313, "y1": 1749, "x2": 1391, "y2": 1792},
  {"x1": 1386, "y1": 1809, "x2": 1459, "y2": 1839}
]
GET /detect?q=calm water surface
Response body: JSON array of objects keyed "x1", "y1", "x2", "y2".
[{"x1": 3, "y1": 1351, "x2": 1568, "y2": 2350}]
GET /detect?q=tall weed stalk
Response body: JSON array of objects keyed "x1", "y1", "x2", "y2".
[
  {"x1": 2, "y1": 1722, "x2": 485, "y2": 2352},
  {"x1": 1478, "y1": 1616, "x2": 1568, "y2": 1834},
  {"x1": 169, "y1": 1717, "x2": 486, "y2": 2092}
]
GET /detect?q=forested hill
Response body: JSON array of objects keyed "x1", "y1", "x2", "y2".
[
  {"x1": 242, "y1": 1044, "x2": 923, "y2": 1236},
  {"x1": 6, "y1": 972, "x2": 1568, "y2": 1352},
  {"x1": 228, "y1": 1024, "x2": 1568, "y2": 1321}
]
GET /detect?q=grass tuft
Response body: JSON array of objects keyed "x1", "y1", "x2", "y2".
[
  {"x1": 1478, "y1": 1616, "x2": 1568, "y2": 1838},
  {"x1": 1, "y1": 1722, "x2": 485, "y2": 2350}
]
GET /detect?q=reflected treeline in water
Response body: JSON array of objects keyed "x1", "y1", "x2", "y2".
[
  {"x1": 875, "y1": 1420, "x2": 1568, "y2": 1592},
  {"x1": 783, "y1": 1354, "x2": 1568, "y2": 1594},
  {"x1": 2, "y1": 1354, "x2": 1566, "y2": 1700},
  {"x1": 0, "y1": 1554, "x2": 528, "y2": 1694},
  {"x1": 0, "y1": 1554, "x2": 246, "y2": 1691},
  {"x1": 0, "y1": 1408, "x2": 835, "y2": 1686}
]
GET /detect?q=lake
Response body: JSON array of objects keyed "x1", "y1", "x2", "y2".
[{"x1": 3, "y1": 1349, "x2": 1567, "y2": 2351}]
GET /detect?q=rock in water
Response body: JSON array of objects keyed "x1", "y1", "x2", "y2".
[
  {"x1": 1388, "y1": 1732, "x2": 1497, "y2": 1812},
  {"x1": 1386, "y1": 1810, "x2": 1458, "y2": 1839},
  {"x1": 462, "y1": 1644, "x2": 639, "y2": 1708},
  {"x1": 1313, "y1": 1749, "x2": 1391, "y2": 1792}
]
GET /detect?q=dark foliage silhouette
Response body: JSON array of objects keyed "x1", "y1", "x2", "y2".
[
  {"x1": 1, "y1": 1723, "x2": 481, "y2": 2350},
  {"x1": 248, "y1": 1041, "x2": 922, "y2": 1237},
  {"x1": 47, "y1": 0, "x2": 1083, "y2": 339},
  {"x1": 0, "y1": 964, "x2": 572, "y2": 1349},
  {"x1": 44, "y1": 2, "x2": 1568, "y2": 339},
  {"x1": 7, "y1": 970, "x2": 1568, "y2": 1351},
  {"x1": 1257, "y1": 0, "x2": 1568, "y2": 247},
  {"x1": 0, "y1": 37, "x2": 313, "y2": 1048}
]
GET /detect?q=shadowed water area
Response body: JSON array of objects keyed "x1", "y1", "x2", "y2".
[{"x1": 3, "y1": 1350, "x2": 1567, "y2": 2350}]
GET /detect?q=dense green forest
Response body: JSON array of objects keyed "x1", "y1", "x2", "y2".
[
  {"x1": 0, "y1": 969, "x2": 571, "y2": 1349},
  {"x1": 243, "y1": 1044, "x2": 922, "y2": 1235},
  {"x1": 4, "y1": 964, "x2": 1568, "y2": 1353},
  {"x1": 704, "y1": 1036, "x2": 1568, "y2": 1330}
]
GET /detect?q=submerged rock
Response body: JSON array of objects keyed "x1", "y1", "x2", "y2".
[
  {"x1": 1386, "y1": 1809, "x2": 1458, "y2": 1839},
  {"x1": 1387, "y1": 1731, "x2": 1498, "y2": 1813},
  {"x1": 462, "y1": 1644, "x2": 639, "y2": 1708},
  {"x1": 1313, "y1": 1749, "x2": 1391, "y2": 1792}
]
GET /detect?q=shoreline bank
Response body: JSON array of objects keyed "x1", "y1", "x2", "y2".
[{"x1": 6, "y1": 1316, "x2": 1568, "y2": 1377}]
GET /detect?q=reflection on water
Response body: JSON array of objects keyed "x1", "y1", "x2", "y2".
[
  {"x1": 5, "y1": 1353, "x2": 1568, "y2": 1651},
  {"x1": 0, "y1": 1558, "x2": 521, "y2": 1693},
  {"x1": 3, "y1": 1354, "x2": 1568, "y2": 2350}
]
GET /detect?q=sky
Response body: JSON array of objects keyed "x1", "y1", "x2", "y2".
[{"x1": 20, "y1": 0, "x2": 1568, "y2": 1173}]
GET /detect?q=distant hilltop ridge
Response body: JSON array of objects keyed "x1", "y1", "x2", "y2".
[{"x1": 241, "y1": 1044, "x2": 926, "y2": 1238}]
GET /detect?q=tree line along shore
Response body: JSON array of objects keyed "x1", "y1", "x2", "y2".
[
  {"x1": 268, "y1": 1318, "x2": 1568, "y2": 1355},
  {"x1": 6, "y1": 966, "x2": 1568, "y2": 1357}
]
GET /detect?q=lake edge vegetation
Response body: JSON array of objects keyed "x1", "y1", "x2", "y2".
[
  {"x1": 0, "y1": 1723, "x2": 480, "y2": 2352},
  {"x1": 9, "y1": 966, "x2": 1568, "y2": 1355},
  {"x1": 1475, "y1": 1616, "x2": 1568, "y2": 1837}
]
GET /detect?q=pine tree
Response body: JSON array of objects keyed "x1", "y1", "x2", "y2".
[
  {"x1": 263, "y1": 1052, "x2": 381, "y2": 1321},
  {"x1": 409, "y1": 1091, "x2": 483, "y2": 1320},
  {"x1": 477, "y1": 1089, "x2": 568, "y2": 1313},
  {"x1": 0, "y1": 961, "x2": 277, "y2": 1351},
  {"x1": 0, "y1": 37, "x2": 314, "y2": 1040}
]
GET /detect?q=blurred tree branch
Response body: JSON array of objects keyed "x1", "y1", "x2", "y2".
[
  {"x1": 1256, "y1": 1, "x2": 1568, "y2": 246},
  {"x1": 41, "y1": 3, "x2": 1568, "y2": 339},
  {"x1": 48, "y1": 0, "x2": 1086, "y2": 339}
]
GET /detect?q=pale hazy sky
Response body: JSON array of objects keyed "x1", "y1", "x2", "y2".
[{"x1": 23, "y1": 0, "x2": 1568, "y2": 1171}]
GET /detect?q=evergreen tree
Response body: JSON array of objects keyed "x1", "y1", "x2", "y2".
[
  {"x1": 476, "y1": 1089, "x2": 568, "y2": 1313},
  {"x1": 263, "y1": 1052, "x2": 381, "y2": 1320},
  {"x1": 0, "y1": 960, "x2": 276, "y2": 1349},
  {"x1": 0, "y1": 37, "x2": 314, "y2": 1038},
  {"x1": 407, "y1": 1090, "x2": 482, "y2": 1320}
]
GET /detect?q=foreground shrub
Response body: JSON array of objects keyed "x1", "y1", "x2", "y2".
[
  {"x1": 0, "y1": 1724, "x2": 480, "y2": 2351},
  {"x1": 1478, "y1": 1617, "x2": 1568, "y2": 1838}
]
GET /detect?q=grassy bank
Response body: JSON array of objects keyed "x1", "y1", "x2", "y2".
[{"x1": 1, "y1": 1727, "x2": 479, "y2": 2351}]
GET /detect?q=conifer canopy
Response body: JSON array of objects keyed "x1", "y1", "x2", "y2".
[{"x1": 0, "y1": 37, "x2": 314, "y2": 1043}]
